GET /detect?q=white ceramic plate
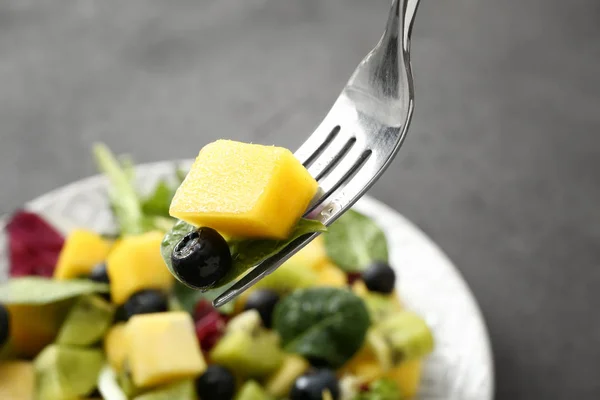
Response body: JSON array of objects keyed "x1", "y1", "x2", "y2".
[{"x1": 1, "y1": 161, "x2": 494, "y2": 400}]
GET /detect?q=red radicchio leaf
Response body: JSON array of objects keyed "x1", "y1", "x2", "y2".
[{"x1": 5, "y1": 210, "x2": 64, "y2": 277}]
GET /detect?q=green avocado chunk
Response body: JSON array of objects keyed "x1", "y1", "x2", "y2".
[
  {"x1": 56, "y1": 295, "x2": 114, "y2": 346},
  {"x1": 236, "y1": 380, "x2": 272, "y2": 400},
  {"x1": 210, "y1": 311, "x2": 284, "y2": 378},
  {"x1": 373, "y1": 311, "x2": 434, "y2": 364},
  {"x1": 132, "y1": 380, "x2": 196, "y2": 400},
  {"x1": 34, "y1": 344, "x2": 104, "y2": 400}
]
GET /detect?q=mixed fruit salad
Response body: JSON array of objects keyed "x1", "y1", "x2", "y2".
[{"x1": 0, "y1": 141, "x2": 434, "y2": 400}]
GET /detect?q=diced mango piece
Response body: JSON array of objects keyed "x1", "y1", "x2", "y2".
[
  {"x1": 170, "y1": 140, "x2": 318, "y2": 239},
  {"x1": 106, "y1": 231, "x2": 174, "y2": 304},
  {"x1": 104, "y1": 324, "x2": 128, "y2": 371},
  {"x1": 286, "y1": 236, "x2": 330, "y2": 272},
  {"x1": 0, "y1": 361, "x2": 35, "y2": 400},
  {"x1": 352, "y1": 281, "x2": 369, "y2": 297},
  {"x1": 54, "y1": 229, "x2": 112, "y2": 280},
  {"x1": 339, "y1": 335, "x2": 424, "y2": 397},
  {"x1": 126, "y1": 312, "x2": 206, "y2": 388},
  {"x1": 386, "y1": 360, "x2": 423, "y2": 398},
  {"x1": 265, "y1": 355, "x2": 310, "y2": 398},
  {"x1": 316, "y1": 263, "x2": 347, "y2": 287},
  {"x1": 338, "y1": 345, "x2": 385, "y2": 383}
]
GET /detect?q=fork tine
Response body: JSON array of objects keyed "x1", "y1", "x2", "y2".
[
  {"x1": 309, "y1": 135, "x2": 357, "y2": 181},
  {"x1": 295, "y1": 125, "x2": 340, "y2": 167},
  {"x1": 317, "y1": 145, "x2": 373, "y2": 198}
]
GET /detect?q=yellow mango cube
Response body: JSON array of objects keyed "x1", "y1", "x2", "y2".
[
  {"x1": 54, "y1": 229, "x2": 112, "y2": 280},
  {"x1": 338, "y1": 345, "x2": 385, "y2": 383},
  {"x1": 106, "y1": 231, "x2": 174, "y2": 304},
  {"x1": 265, "y1": 355, "x2": 310, "y2": 398},
  {"x1": 126, "y1": 312, "x2": 206, "y2": 388},
  {"x1": 386, "y1": 360, "x2": 423, "y2": 398},
  {"x1": 0, "y1": 361, "x2": 35, "y2": 400},
  {"x1": 104, "y1": 323, "x2": 128, "y2": 371},
  {"x1": 170, "y1": 140, "x2": 318, "y2": 239},
  {"x1": 316, "y1": 263, "x2": 347, "y2": 287},
  {"x1": 286, "y1": 236, "x2": 330, "y2": 272}
]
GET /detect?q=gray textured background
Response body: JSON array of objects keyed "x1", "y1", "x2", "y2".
[{"x1": 1, "y1": 0, "x2": 599, "y2": 398}]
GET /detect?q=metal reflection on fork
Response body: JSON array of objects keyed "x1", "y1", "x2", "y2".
[{"x1": 214, "y1": 0, "x2": 421, "y2": 307}]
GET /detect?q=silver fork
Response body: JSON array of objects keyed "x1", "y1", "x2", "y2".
[{"x1": 214, "y1": 0, "x2": 421, "y2": 307}]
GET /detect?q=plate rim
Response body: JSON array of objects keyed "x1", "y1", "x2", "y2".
[{"x1": 14, "y1": 159, "x2": 494, "y2": 399}]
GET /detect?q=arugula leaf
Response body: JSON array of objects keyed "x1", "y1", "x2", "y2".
[
  {"x1": 323, "y1": 210, "x2": 388, "y2": 272},
  {"x1": 94, "y1": 143, "x2": 180, "y2": 235},
  {"x1": 161, "y1": 219, "x2": 326, "y2": 290},
  {"x1": 141, "y1": 179, "x2": 174, "y2": 218},
  {"x1": 172, "y1": 280, "x2": 235, "y2": 315},
  {"x1": 93, "y1": 143, "x2": 145, "y2": 236},
  {"x1": 119, "y1": 154, "x2": 136, "y2": 183},
  {"x1": 0, "y1": 277, "x2": 109, "y2": 305},
  {"x1": 354, "y1": 379, "x2": 402, "y2": 400},
  {"x1": 142, "y1": 216, "x2": 176, "y2": 233},
  {"x1": 273, "y1": 287, "x2": 370, "y2": 368}
]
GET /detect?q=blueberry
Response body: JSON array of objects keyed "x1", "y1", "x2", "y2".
[
  {"x1": 306, "y1": 357, "x2": 331, "y2": 368},
  {"x1": 0, "y1": 304, "x2": 9, "y2": 347},
  {"x1": 113, "y1": 305, "x2": 128, "y2": 323},
  {"x1": 171, "y1": 228, "x2": 232, "y2": 290},
  {"x1": 361, "y1": 261, "x2": 396, "y2": 294},
  {"x1": 195, "y1": 365, "x2": 236, "y2": 400},
  {"x1": 243, "y1": 289, "x2": 280, "y2": 328},
  {"x1": 123, "y1": 290, "x2": 168, "y2": 320},
  {"x1": 290, "y1": 369, "x2": 340, "y2": 400},
  {"x1": 89, "y1": 263, "x2": 110, "y2": 284}
]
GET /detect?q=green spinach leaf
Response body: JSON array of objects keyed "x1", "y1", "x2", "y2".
[
  {"x1": 273, "y1": 287, "x2": 370, "y2": 368},
  {"x1": 354, "y1": 378, "x2": 402, "y2": 400},
  {"x1": 160, "y1": 219, "x2": 196, "y2": 269},
  {"x1": 161, "y1": 219, "x2": 326, "y2": 290},
  {"x1": 323, "y1": 210, "x2": 388, "y2": 271},
  {"x1": 0, "y1": 277, "x2": 109, "y2": 305}
]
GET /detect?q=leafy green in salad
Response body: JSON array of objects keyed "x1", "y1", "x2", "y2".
[
  {"x1": 273, "y1": 287, "x2": 370, "y2": 368},
  {"x1": 0, "y1": 277, "x2": 109, "y2": 305},
  {"x1": 93, "y1": 144, "x2": 146, "y2": 236},
  {"x1": 93, "y1": 143, "x2": 183, "y2": 236},
  {"x1": 140, "y1": 179, "x2": 175, "y2": 219},
  {"x1": 324, "y1": 209, "x2": 388, "y2": 272},
  {"x1": 161, "y1": 219, "x2": 326, "y2": 289}
]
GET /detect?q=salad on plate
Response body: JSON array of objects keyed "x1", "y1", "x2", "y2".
[{"x1": 0, "y1": 140, "x2": 434, "y2": 400}]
